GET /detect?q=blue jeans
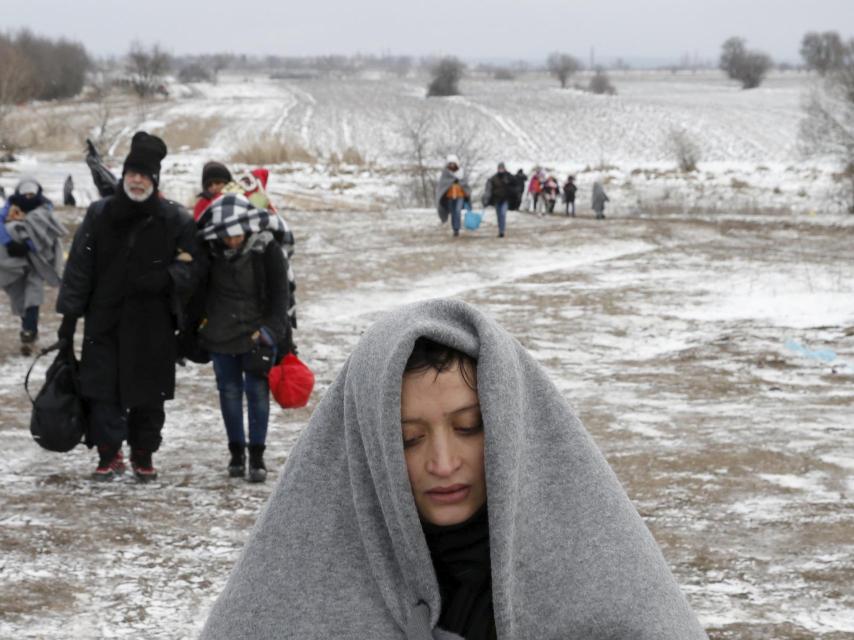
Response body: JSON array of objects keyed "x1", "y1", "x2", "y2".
[
  {"x1": 450, "y1": 198, "x2": 464, "y2": 233},
  {"x1": 496, "y1": 201, "x2": 508, "y2": 235},
  {"x1": 21, "y1": 305, "x2": 38, "y2": 333},
  {"x1": 211, "y1": 352, "x2": 271, "y2": 446}
]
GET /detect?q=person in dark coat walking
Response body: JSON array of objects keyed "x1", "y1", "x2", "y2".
[
  {"x1": 562, "y1": 175, "x2": 577, "y2": 216},
  {"x1": 511, "y1": 169, "x2": 527, "y2": 211},
  {"x1": 196, "y1": 194, "x2": 292, "y2": 483},
  {"x1": 56, "y1": 131, "x2": 204, "y2": 482},
  {"x1": 482, "y1": 162, "x2": 516, "y2": 238},
  {"x1": 63, "y1": 175, "x2": 76, "y2": 206}
]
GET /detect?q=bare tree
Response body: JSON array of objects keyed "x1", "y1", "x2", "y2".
[
  {"x1": 0, "y1": 38, "x2": 35, "y2": 153},
  {"x1": 397, "y1": 107, "x2": 486, "y2": 207},
  {"x1": 433, "y1": 110, "x2": 487, "y2": 189},
  {"x1": 800, "y1": 42, "x2": 854, "y2": 211},
  {"x1": 589, "y1": 68, "x2": 617, "y2": 95},
  {"x1": 800, "y1": 31, "x2": 846, "y2": 76},
  {"x1": 720, "y1": 37, "x2": 772, "y2": 89},
  {"x1": 398, "y1": 111, "x2": 436, "y2": 206},
  {"x1": 668, "y1": 128, "x2": 701, "y2": 172},
  {"x1": 87, "y1": 75, "x2": 117, "y2": 149},
  {"x1": 547, "y1": 53, "x2": 581, "y2": 88},
  {"x1": 427, "y1": 57, "x2": 464, "y2": 97},
  {"x1": 127, "y1": 42, "x2": 171, "y2": 99}
]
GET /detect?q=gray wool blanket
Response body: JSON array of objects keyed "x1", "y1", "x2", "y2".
[
  {"x1": 435, "y1": 169, "x2": 471, "y2": 223},
  {"x1": 0, "y1": 205, "x2": 66, "y2": 315},
  {"x1": 200, "y1": 298, "x2": 707, "y2": 640}
]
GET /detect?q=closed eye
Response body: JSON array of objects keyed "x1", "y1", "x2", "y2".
[{"x1": 455, "y1": 422, "x2": 483, "y2": 436}]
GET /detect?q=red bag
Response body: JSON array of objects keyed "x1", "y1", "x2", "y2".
[{"x1": 268, "y1": 353, "x2": 315, "y2": 409}]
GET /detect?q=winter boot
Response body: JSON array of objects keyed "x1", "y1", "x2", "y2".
[
  {"x1": 247, "y1": 444, "x2": 267, "y2": 483},
  {"x1": 19, "y1": 330, "x2": 37, "y2": 357},
  {"x1": 92, "y1": 445, "x2": 126, "y2": 481},
  {"x1": 130, "y1": 449, "x2": 158, "y2": 483},
  {"x1": 228, "y1": 442, "x2": 246, "y2": 478}
]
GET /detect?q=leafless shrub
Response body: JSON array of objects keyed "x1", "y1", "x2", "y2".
[
  {"x1": 493, "y1": 68, "x2": 515, "y2": 81},
  {"x1": 160, "y1": 116, "x2": 223, "y2": 150},
  {"x1": 589, "y1": 68, "x2": 617, "y2": 95},
  {"x1": 178, "y1": 63, "x2": 214, "y2": 84},
  {"x1": 427, "y1": 57, "x2": 464, "y2": 97},
  {"x1": 231, "y1": 138, "x2": 317, "y2": 165},
  {"x1": 720, "y1": 37, "x2": 772, "y2": 89},
  {"x1": 341, "y1": 147, "x2": 365, "y2": 165},
  {"x1": 547, "y1": 53, "x2": 581, "y2": 89},
  {"x1": 397, "y1": 111, "x2": 436, "y2": 206},
  {"x1": 668, "y1": 128, "x2": 701, "y2": 172},
  {"x1": 127, "y1": 42, "x2": 171, "y2": 99}
]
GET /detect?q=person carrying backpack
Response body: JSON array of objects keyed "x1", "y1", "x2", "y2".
[
  {"x1": 57, "y1": 132, "x2": 204, "y2": 482},
  {"x1": 196, "y1": 193, "x2": 292, "y2": 483}
]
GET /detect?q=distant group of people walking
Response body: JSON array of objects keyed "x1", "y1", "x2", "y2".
[{"x1": 436, "y1": 157, "x2": 610, "y2": 237}]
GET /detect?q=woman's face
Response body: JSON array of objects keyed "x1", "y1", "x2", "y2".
[
  {"x1": 223, "y1": 234, "x2": 245, "y2": 249},
  {"x1": 400, "y1": 363, "x2": 486, "y2": 526}
]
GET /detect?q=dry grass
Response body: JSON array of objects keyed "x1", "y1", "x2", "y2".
[
  {"x1": 159, "y1": 115, "x2": 223, "y2": 150},
  {"x1": 231, "y1": 137, "x2": 316, "y2": 165}
]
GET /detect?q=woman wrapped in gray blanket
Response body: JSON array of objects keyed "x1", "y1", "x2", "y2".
[
  {"x1": 201, "y1": 298, "x2": 707, "y2": 640},
  {"x1": 0, "y1": 177, "x2": 66, "y2": 355}
]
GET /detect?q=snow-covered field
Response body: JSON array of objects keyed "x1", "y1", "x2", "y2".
[
  {"x1": 1, "y1": 69, "x2": 848, "y2": 215},
  {"x1": 0, "y1": 72, "x2": 853, "y2": 638}
]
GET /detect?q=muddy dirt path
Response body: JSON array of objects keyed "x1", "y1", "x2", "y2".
[{"x1": 0, "y1": 207, "x2": 852, "y2": 638}]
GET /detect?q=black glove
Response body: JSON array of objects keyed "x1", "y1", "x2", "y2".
[
  {"x1": 57, "y1": 315, "x2": 78, "y2": 353},
  {"x1": 6, "y1": 240, "x2": 28, "y2": 257},
  {"x1": 131, "y1": 269, "x2": 171, "y2": 294}
]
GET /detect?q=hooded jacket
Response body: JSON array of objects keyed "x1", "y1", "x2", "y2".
[{"x1": 201, "y1": 298, "x2": 707, "y2": 640}]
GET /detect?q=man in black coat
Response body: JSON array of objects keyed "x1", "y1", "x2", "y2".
[
  {"x1": 56, "y1": 131, "x2": 204, "y2": 481},
  {"x1": 481, "y1": 162, "x2": 517, "y2": 238}
]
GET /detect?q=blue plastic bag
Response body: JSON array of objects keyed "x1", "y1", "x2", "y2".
[{"x1": 464, "y1": 209, "x2": 483, "y2": 230}]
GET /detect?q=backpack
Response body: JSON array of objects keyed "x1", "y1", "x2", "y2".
[{"x1": 25, "y1": 343, "x2": 88, "y2": 453}]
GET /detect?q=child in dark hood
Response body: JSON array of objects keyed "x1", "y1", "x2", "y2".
[{"x1": 201, "y1": 299, "x2": 708, "y2": 639}]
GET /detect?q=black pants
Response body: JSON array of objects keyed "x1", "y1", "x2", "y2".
[{"x1": 88, "y1": 400, "x2": 166, "y2": 452}]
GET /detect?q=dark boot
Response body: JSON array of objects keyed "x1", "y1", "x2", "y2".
[
  {"x1": 248, "y1": 444, "x2": 267, "y2": 483},
  {"x1": 228, "y1": 442, "x2": 246, "y2": 478},
  {"x1": 93, "y1": 444, "x2": 125, "y2": 481},
  {"x1": 130, "y1": 449, "x2": 158, "y2": 483},
  {"x1": 20, "y1": 330, "x2": 37, "y2": 357}
]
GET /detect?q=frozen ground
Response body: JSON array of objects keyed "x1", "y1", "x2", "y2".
[{"x1": 0, "y1": 202, "x2": 852, "y2": 638}]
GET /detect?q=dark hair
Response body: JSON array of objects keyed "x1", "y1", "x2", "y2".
[{"x1": 404, "y1": 337, "x2": 477, "y2": 390}]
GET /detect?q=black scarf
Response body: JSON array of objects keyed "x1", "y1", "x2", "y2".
[
  {"x1": 111, "y1": 181, "x2": 160, "y2": 227},
  {"x1": 422, "y1": 505, "x2": 496, "y2": 640}
]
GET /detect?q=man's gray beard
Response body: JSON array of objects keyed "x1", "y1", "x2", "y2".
[{"x1": 123, "y1": 180, "x2": 154, "y2": 202}]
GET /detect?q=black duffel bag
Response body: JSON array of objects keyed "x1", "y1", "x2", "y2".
[{"x1": 24, "y1": 341, "x2": 88, "y2": 452}]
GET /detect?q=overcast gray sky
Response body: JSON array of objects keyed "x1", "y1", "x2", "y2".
[{"x1": 1, "y1": 0, "x2": 850, "y2": 64}]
